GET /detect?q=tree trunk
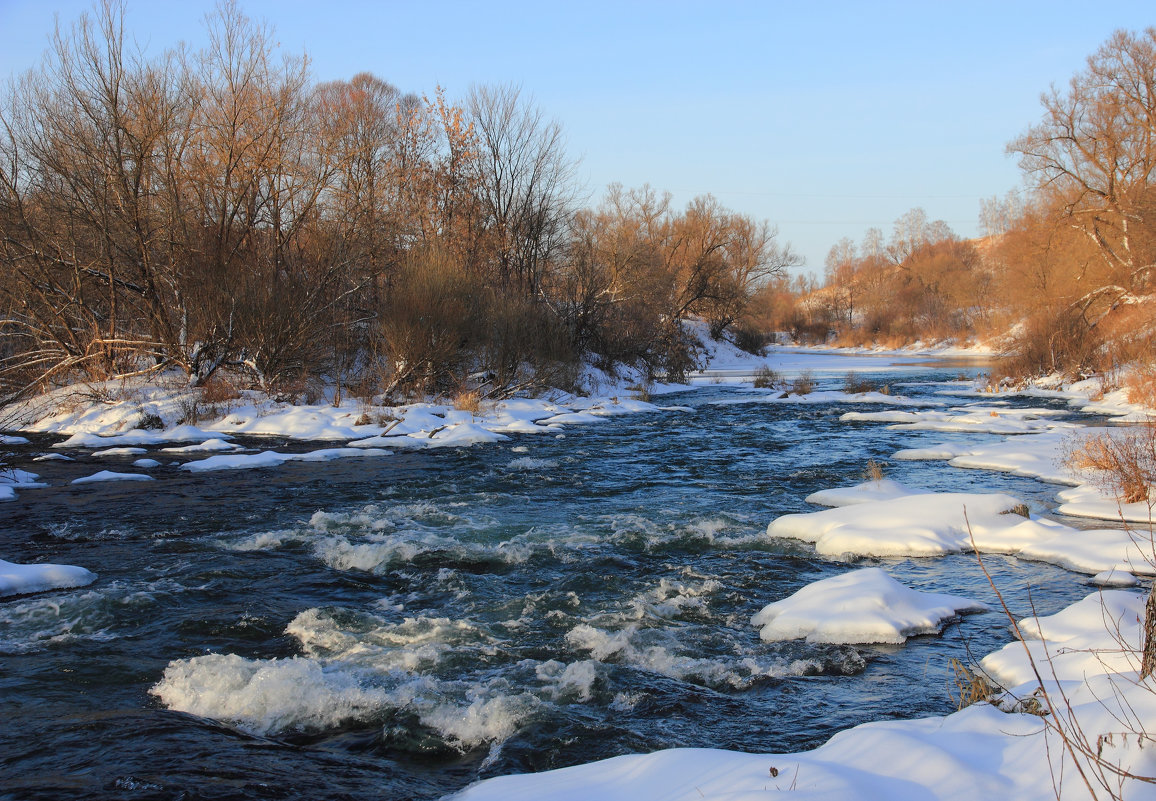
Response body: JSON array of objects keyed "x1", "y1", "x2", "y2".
[{"x1": 1142, "y1": 584, "x2": 1156, "y2": 680}]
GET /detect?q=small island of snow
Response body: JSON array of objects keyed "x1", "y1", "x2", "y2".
[
  {"x1": 751, "y1": 567, "x2": 988, "y2": 644},
  {"x1": 0, "y1": 558, "x2": 97, "y2": 597}
]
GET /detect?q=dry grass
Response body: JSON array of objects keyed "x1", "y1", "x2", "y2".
[
  {"x1": 862, "y1": 458, "x2": 885, "y2": 482},
  {"x1": 947, "y1": 658, "x2": 999, "y2": 711},
  {"x1": 453, "y1": 389, "x2": 482, "y2": 414},
  {"x1": 1125, "y1": 366, "x2": 1156, "y2": 408}
]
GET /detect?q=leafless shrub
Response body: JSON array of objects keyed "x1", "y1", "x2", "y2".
[
  {"x1": 790, "y1": 370, "x2": 816, "y2": 395},
  {"x1": 1064, "y1": 423, "x2": 1156, "y2": 505},
  {"x1": 753, "y1": 365, "x2": 780, "y2": 389},
  {"x1": 843, "y1": 371, "x2": 876, "y2": 394}
]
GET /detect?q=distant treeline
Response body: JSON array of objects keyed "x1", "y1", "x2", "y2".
[
  {"x1": 764, "y1": 28, "x2": 1156, "y2": 388},
  {"x1": 0, "y1": 1, "x2": 797, "y2": 403}
]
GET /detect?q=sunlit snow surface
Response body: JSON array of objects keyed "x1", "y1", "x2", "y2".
[
  {"x1": 0, "y1": 558, "x2": 96, "y2": 597},
  {"x1": 751, "y1": 567, "x2": 987, "y2": 644}
]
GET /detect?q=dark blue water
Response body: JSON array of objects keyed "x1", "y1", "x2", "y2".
[{"x1": 0, "y1": 372, "x2": 1107, "y2": 800}]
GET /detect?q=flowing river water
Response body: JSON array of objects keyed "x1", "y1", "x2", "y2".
[{"x1": 0, "y1": 369, "x2": 1111, "y2": 800}]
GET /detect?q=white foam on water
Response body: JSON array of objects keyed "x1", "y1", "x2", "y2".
[
  {"x1": 287, "y1": 608, "x2": 496, "y2": 673},
  {"x1": 564, "y1": 622, "x2": 846, "y2": 689},
  {"x1": 506, "y1": 456, "x2": 559, "y2": 471},
  {"x1": 0, "y1": 579, "x2": 179, "y2": 653},
  {"x1": 150, "y1": 652, "x2": 393, "y2": 736},
  {"x1": 535, "y1": 659, "x2": 602, "y2": 702}
]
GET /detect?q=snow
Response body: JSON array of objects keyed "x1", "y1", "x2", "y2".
[
  {"x1": 805, "y1": 479, "x2": 927, "y2": 507},
  {"x1": 751, "y1": 568, "x2": 988, "y2": 644},
  {"x1": 842, "y1": 405, "x2": 1072, "y2": 435},
  {"x1": 70, "y1": 470, "x2": 155, "y2": 484},
  {"x1": 179, "y1": 447, "x2": 391, "y2": 473},
  {"x1": 0, "y1": 558, "x2": 97, "y2": 597},
  {"x1": 1055, "y1": 484, "x2": 1156, "y2": 524},
  {"x1": 92, "y1": 446, "x2": 148, "y2": 457},
  {"x1": 0, "y1": 434, "x2": 29, "y2": 444},
  {"x1": 160, "y1": 439, "x2": 240, "y2": 454},
  {"x1": 981, "y1": 590, "x2": 1147, "y2": 688},
  {"x1": 53, "y1": 425, "x2": 228, "y2": 449},
  {"x1": 774, "y1": 479, "x2": 1156, "y2": 577},
  {"x1": 0, "y1": 467, "x2": 46, "y2": 501},
  {"x1": 767, "y1": 489, "x2": 1026, "y2": 558},
  {"x1": 450, "y1": 690, "x2": 1156, "y2": 801},
  {"x1": 711, "y1": 389, "x2": 939, "y2": 407}
]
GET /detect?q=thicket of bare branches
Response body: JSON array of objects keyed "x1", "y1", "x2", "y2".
[{"x1": 0, "y1": 1, "x2": 792, "y2": 404}]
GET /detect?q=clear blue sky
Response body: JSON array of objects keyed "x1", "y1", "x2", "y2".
[{"x1": 2, "y1": 1, "x2": 1153, "y2": 276}]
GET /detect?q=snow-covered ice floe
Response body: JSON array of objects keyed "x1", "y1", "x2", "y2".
[
  {"x1": 711, "y1": 389, "x2": 940, "y2": 407},
  {"x1": 70, "y1": 470, "x2": 155, "y2": 484},
  {"x1": 842, "y1": 404, "x2": 1073, "y2": 435},
  {"x1": 771, "y1": 480, "x2": 1155, "y2": 578},
  {"x1": 767, "y1": 487, "x2": 1026, "y2": 558},
  {"x1": 0, "y1": 467, "x2": 46, "y2": 501},
  {"x1": 893, "y1": 427, "x2": 1156, "y2": 523},
  {"x1": 179, "y1": 447, "x2": 391, "y2": 473},
  {"x1": 751, "y1": 567, "x2": 987, "y2": 644},
  {"x1": 0, "y1": 558, "x2": 97, "y2": 597}
]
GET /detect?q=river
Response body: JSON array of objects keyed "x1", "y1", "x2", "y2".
[{"x1": 0, "y1": 368, "x2": 1105, "y2": 800}]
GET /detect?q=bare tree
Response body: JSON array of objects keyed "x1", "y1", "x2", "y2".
[
  {"x1": 466, "y1": 83, "x2": 578, "y2": 296},
  {"x1": 1009, "y1": 28, "x2": 1156, "y2": 305}
]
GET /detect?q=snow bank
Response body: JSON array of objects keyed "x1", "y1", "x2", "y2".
[
  {"x1": 54, "y1": 425, "x2": 227, "y2": 448},
  {"x1": 981, "y1": 590, "x2": 1147, "y2": 687},
  {"x1": 449, "y1": 691, "x2": 1156, "y2": 801},
  {"x1": 751, "y1": 568, "x2": 987, "y2": 644},
  {"x1": 0, "y1": 558, "x2": 97, "y2": 597}
]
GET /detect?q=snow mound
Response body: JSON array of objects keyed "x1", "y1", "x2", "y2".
[
  {"x1": 751, "y1": 568, "x2": 987, "y2": 644},
  {"x1": 0, "y1": 558, "x2": 97, "y2": 597}
]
